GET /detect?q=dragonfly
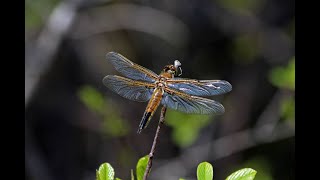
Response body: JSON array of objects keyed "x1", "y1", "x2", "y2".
[{"x1": 103, "y1": 52, "x2": 232, "y2": 133}]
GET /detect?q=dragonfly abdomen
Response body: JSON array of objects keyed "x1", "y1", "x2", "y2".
[{"x1": 137, "y1": 88, "x2": 163, "y2": 133}]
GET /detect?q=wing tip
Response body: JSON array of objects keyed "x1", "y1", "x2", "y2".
[
  {"x1": 102, "y1": 74, "x2": 111, "y2": 80},
  {"x1": 208, "y1": 99, "x2": 225, "y2": 115},
  {"x1": 217, "y1": 104, "x2": 225, "y2": 114},
  {"x1": 225, "y1": 80, "x2": 232, "y2": 92},
  {"x1": 218, "y1": 80, "x2": 232, "y2": 93},
  {"x1": 102, "y1": 75, "x2": 119, "y2": 87},
  {"x1": 106, "y1": 51, "x2": 118, "y2": 59},
  {"x1": 102, "y1": 75, "x2": 110, "y2": 86}
]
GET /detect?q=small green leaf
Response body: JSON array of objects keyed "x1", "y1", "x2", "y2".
[
  {"x1": 226, "y1": 168, "x2": 257, "y2": 180},
  {"x1": 269, "y1": 58, "x2": 295, "y2": 90},
  {"x1": 78, "y1": 85, "x2": 105, "y2": 113},
  {"x1": 136, "y1": 155, "x2": 149, "y2": 180},
  {"x1": 166, "y1": 110, "x2": 212, "y2": 147},
  {"x1": 115, "y1": 178, "x2": 122, "y2": 180},
  {"x1": 179, "y1": 178, "x2": 186, "y2": 180},
  {"x1": 197, "y1": 162, "x2": 213, "y2": 180},
  {"x1": 131, "y1": 169, "x2": 135, "y2": 180},
  {"x1": 78, "y1": 85, "x2": 130, "y2": 137},
  {"x1": 96, "y1": 163, "x2": 115, "y2": 180}
]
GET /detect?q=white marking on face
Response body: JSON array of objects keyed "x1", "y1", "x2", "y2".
[{"x1": 174, "y1": 60, "x2": 181, "y2": 68}]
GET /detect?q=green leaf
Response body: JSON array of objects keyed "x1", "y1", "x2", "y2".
[
  {"x1": 96, "y1": 163, "x2": 115, "y2": 180},
  {"x1": 197, "y1": 162, "x2": 213, "y2": 180},
  {"x1": 136, "y1": 155, "x2": 149, "y2": 180},
  {"x1": 179, "y1": 178, "x2": 186, "y2": 180},
  {"x1": 115, "y1": 178, "x2": 122, "y2": 180},
  {"x1": 166, "y1": 110, "x2": 212, "y2": 147},
  {"x1": 226, "y1": 168, "x2": 257, "y2": 180},
  {"x1": 78, "y1": 85, "x2": 130, "y2": 137},
  {"x1": 131, "y1": 169, "x2": 135, "y2": 180},
  {"x1": 269, "y1": 57, "x2": 295, "y2": 90},
  {"x1": 78, "y1": 85, "x2": 106, "y2": 113}
]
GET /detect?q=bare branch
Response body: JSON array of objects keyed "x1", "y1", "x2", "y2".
[{"x1": 143, "y1": 106, "x2": 167, "y2": 180}]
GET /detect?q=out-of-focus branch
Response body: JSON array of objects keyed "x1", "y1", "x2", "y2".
[
  {"x1": 71, "y1": 3, "x2": 189, "y2": 48},
  {"x1": 151, "y1": 121, "x2": 294, "y2": 180},
  {"x1": 25, "y1": 0, "x2": 83, "y2": 106},
  {"x1": 255, "y1": 90, "x2": 283, "y2": 126},
  {"x1": 25, "y1": 0, "x2": 85, "y2": 178}
]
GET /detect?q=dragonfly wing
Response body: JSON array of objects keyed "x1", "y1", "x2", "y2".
[
  {"x1": 106, "y1": 52, "x2": 159, "y2": 82},
  {"x1": 161, "y1": 88, "x2": 225, "y2": 114},
  {"x1": 103, "y1": 75, "x2": 155, "y2": 102},
  {"x1": 167, "y1": 78, "x2": 232, "y2": 96}
]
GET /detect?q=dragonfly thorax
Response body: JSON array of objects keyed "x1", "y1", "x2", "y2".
[
  {"x1": 157, "y1": 82, "x2": 165, "y2": 88},
  {"x1": 155, "y1": 77, "x2": 168, "y2": 88}
]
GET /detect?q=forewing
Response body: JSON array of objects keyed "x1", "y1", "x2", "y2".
[
  {"x1": 106, "y1": 52, "x2": 159, "y2": 82},
  {"x1": 161, "y1": 88, "x2": 225, "y2": 114},
  {"x1": 103, "y1": 75, "x2": 155, "y2": 102},
  {"x1": 167, "y1": 78, "x2": 232, "y2": 96}
]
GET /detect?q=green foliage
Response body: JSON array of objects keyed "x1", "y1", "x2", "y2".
[
  {"x1": 225, "y1": 168, "x2": 257, "y2": 180},
  {"x1": 269, "y1": 57, "x2": 295, "y2": 123},
  {"x1": 96, "y1": 159, "x2": 256, "y2": 180},
  {"x1": 269, "y1": 57, "x2": 295, "y2": 90},
  {"x1": 78, "y1": 85, "x2": 129, "y2": 137},
  {"x1": 197, "y1": 162, "x2": 214, "y2": 180},
  {"x1": 166, "y1": 110, "x2": 212, "y2": 147},
  {"x1": 96, "y1": 163, "x2": 115, "y2": 180},
  {"x1": 136, "y1": 155, "x2": 149, "y2": 180},
  {"x1": 79, "y1": 86, "x2": 105, "y2": 113}
]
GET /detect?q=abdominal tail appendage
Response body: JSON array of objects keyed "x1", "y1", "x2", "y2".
[{"x1": 137, "y1": 112, "x2": 152, "y2": 133}]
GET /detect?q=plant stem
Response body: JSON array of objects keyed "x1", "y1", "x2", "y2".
[{"x1": 143, "y1": 106, "x2": 167, "y2": 180}]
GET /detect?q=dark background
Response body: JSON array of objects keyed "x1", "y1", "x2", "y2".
[{"x1": 25, "y1": 0, "x2": 295, "y2": 179}]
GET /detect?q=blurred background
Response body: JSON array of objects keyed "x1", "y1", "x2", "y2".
[{"x1": 25, "y1": 0, "x2": 295, "y2": 179}]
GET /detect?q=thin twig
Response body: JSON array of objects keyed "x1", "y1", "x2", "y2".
[{"x1": 143, "y1": 106, "x2": 167, "y2": 180}]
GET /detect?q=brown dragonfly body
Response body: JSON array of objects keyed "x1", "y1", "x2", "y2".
[
  {"x1": 103, "y1": 52, "x2": 232, "y2": 133},
  {"x1": 139, "y1": 69, "x2": 176, "y2": 132}
]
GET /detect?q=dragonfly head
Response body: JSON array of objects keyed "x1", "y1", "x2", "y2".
[{"x1": 163, "y1": 60, "x2": 182, "y2": 77}]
